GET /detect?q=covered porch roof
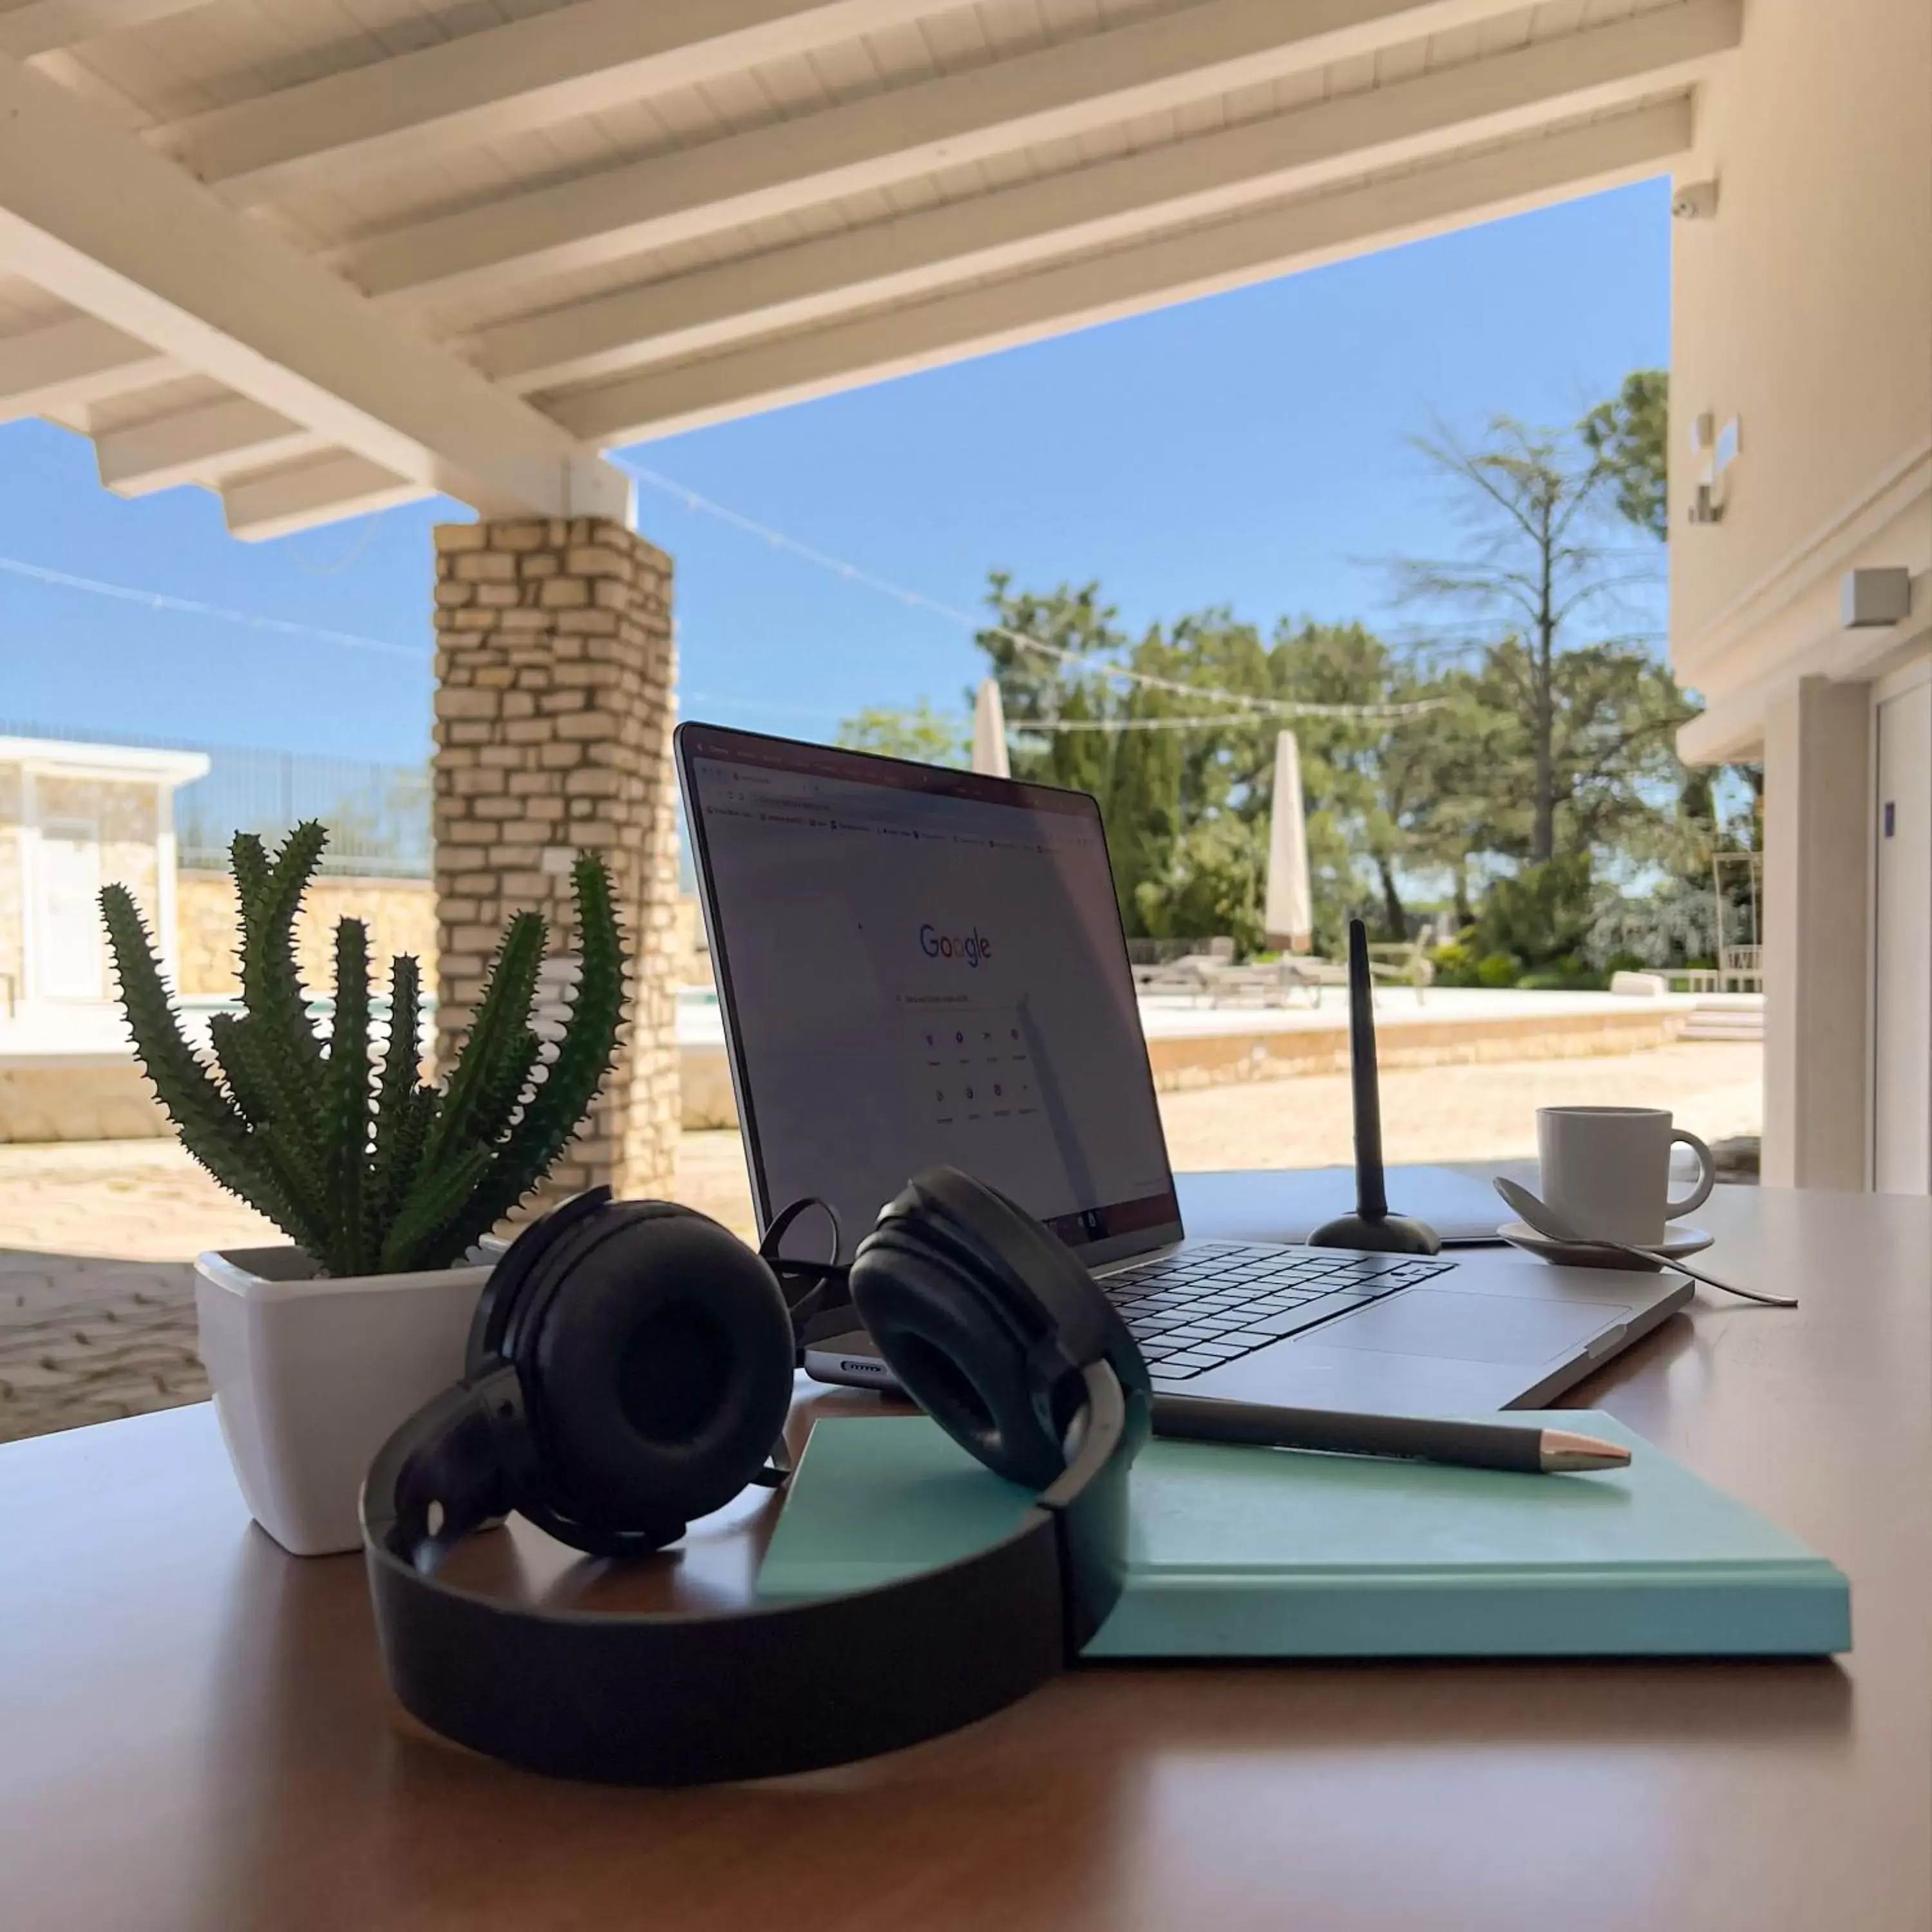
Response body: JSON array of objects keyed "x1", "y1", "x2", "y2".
[{"x1": 0, "y1": 0, "x2": 1734, "y2": 539}]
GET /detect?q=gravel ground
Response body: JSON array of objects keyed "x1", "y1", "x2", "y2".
[{"x1": 0, "y1": 1041, "x2": 1763, "y2": 1443}]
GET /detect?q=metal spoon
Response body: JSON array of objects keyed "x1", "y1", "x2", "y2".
[{"x1": 1493, "y1": 1177, "x2": 1797, "y2": 1308}]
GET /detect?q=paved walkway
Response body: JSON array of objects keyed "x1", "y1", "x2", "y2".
[
  {"x1": 1155, "y1": 1037, "x2": 1764, "y2": 1170},
  {"x1": 0, "y1": 1041, "x2": 1763, "y2": 1443},
  {"x1": 0, "y1": 1251, "x2": 209, "y2": 1442}
]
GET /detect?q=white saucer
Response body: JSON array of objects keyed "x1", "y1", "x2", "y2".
[{"x1": 1497, "y1": 1220, "x2": 1714, "y2": 1271}]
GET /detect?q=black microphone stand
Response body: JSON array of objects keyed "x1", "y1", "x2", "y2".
[{"x1": 1307, "y1": 918, "x2": 1441, "y2": 1256}]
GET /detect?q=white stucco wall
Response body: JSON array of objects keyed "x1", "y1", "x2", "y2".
[
  {"x1": 1669, "y1": 0, "x2": 1932, "y2": 734},
  {"x1": 1667, "y1": 0, "x2": 1932, "y2": 1191}
]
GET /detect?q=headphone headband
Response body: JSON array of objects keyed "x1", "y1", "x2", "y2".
[
  {"x1": 361, "y1": 1361, "x2": 1129, "y2": 1784},
  {"x1": 361, "y1": 1169, "x2": 1148, "y2": 1785}
]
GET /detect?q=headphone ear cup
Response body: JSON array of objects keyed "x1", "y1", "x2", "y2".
[
  {"x1": 521, "y1": 1208, "x2": 795, "y2": 1537},
  {"x1": 467, "y1": 1186, "x2": 613, "y2": 1379},
  {"x1": 849, "y1": 1236, "x2": 1075, "y2": 1489},
  {"x1": 878, "y1": 1168, "x2": 1153, "y2": 1406}
]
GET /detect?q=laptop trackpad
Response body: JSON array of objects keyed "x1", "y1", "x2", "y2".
[{"x1": 1316, "y1": 1289, "x2": 1631, "y2": 1366}]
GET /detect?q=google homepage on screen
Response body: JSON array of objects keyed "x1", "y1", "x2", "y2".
[{"x1": 685, "y1": 740, "x2": 1175, "y2": 1258}]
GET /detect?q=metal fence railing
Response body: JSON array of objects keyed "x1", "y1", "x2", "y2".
[
  {"x1": 2, "y1": 718, "x2": 431, "y2": 876},
  {"x1": 176, "y1": 749, "x2": 431, "y2": 876}
]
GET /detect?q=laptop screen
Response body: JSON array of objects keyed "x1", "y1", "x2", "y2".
[{"x1": 677, "y1": 723, "x2": 1182, "y2": 1265}]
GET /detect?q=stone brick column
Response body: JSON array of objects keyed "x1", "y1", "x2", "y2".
[{"x1": 431, "y1": 516, "x2": 680, "y2": 1206}]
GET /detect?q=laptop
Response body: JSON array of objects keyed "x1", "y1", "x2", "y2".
[{"x1": 676, "y1": 724, "x2": 1691, "y2": 1416}]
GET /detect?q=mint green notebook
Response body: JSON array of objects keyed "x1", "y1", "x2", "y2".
[{"x1": 757, "y1": 1413, "x2": 1850, "y2": 1658}]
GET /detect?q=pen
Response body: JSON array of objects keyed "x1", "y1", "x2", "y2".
[{"x1": 1151, "y1": 1394, "x2": 1630, "y2": 1474}]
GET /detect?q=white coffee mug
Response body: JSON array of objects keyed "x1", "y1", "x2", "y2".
[{"x1": 1535, "y1": 1106, "x2": 1715, "y2": 1247}]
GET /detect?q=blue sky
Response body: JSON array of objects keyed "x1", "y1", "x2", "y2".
[{"x1": 0, "y1": 180, "x2": 1669, "y2": 767}]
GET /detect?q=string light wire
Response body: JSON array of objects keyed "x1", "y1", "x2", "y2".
[
  {"x1": 617, "y1": 460, "x2": 1442, "y2": 723},
  {"x1": 1025, "y1": 712, "x2": 1389, "y2": 732},
  {"x1": 0, "y1": 554, "x2": 428, "y2": 659},
  {"x1": 0, "y1": 488, "x2": 1439, "y2": 727}
]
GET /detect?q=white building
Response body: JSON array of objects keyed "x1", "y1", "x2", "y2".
[
  {"x1": 0, "y1": 734, "x2": 207, "y2": 1036},
  {"x1": 1671, "y1": 0, "x2": 1930, "y2": 1191}
]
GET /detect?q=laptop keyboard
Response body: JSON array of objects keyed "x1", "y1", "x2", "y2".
[{"x1": 1102, "y1": 1242, "x2": 1456, "y2": 1381}]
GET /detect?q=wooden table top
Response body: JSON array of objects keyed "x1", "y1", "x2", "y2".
[{"x1": 3, "y1": 1180, "x2": 1928, "y2": 1932}]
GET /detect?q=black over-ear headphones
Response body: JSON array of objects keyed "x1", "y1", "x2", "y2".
[{"x1": 361, "y1": 1166, "x2": 1151, "y2": 1785}]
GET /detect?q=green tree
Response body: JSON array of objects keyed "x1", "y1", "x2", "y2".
[
  {"x1": 1260, "y1": 622, "x2": 1497, "y2": 940},
  {"x1": 967, "y1": 377, "x2": 1703, "y2": 962},
  {"x1": 972, "y1": 581, "x2": 1478, "y2": 949},
  {"x1": 1460, "y1": 637, "x2": 1694, "y2": 866},
  {"x1": 1103, "y1": 693, "x2": 1184, "y2": 931},
  {"x1": 835, "y1": 701, "x2": 968, "y2": 766},
  {"x1": 1134, "y1": 815, "x2": 1269, "y2": 956},
  {"x1": 1580, "y1": 369, "x2": 1771, "y2": 952},
  {"x1": 1581, "y1": 369, "x2": 1669, "y2": 543},
  {"x1": 1394, "y1": 413, "x2": 1666, "y2": 864},
  {"x1": 1474, "y1": 851, "x2": 1595, "y2": 971},
  {"x1": 976, "y1": 560, "x2": 1695, "y2": 959},
  {"x1": 974, "y1": 581, "x2": 1239, "y2": 937},
  {"x1": 1581, "y1": 368, "x2": 1768, "y2": 886}
]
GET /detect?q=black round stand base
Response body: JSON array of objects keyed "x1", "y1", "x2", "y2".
[{"x1": 1307, "y1": 1211, "x2": 1443, "y2": 1256}]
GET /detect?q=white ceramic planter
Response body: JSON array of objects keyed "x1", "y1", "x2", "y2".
[{"x1": 195, "y1": 1244, "x2": 497, "y2": 1557}]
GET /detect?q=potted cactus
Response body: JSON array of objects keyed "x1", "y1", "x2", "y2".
[{"x1": 100, "y1": 822, "x2": 625, "y2": 1555}]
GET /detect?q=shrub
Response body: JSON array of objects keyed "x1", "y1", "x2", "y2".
[
  {"x1": 1518, "y1": 957, "x2": 1609, "y2": 992},
  {"x1": 1473, "y1": 853, "x2": 1593, "y2": 969},
  {"x1": 1133, "y1": 816, "x2": 1266, "y2": 957},
  {"x1": 1584, "y1": 878, "x2": 1722, "y2": 971}
]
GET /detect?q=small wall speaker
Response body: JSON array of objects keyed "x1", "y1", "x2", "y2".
[{"x1": 1841, "y1": 569, "x2": 1913, "y2": 630}]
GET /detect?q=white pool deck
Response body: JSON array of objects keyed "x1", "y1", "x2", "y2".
[
  {"x1": 0, "y1": 986, "x2": 1765, "y2": 1061},
  {"x1": 672, "y1": 986, "x2": 1761, "y2": 1050}
]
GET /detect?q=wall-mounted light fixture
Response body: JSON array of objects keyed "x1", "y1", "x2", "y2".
[
  {"x1": 1687, "y1": 412, "x2": 1741, "y2": 526},
  {"x1": 1672, "y1": 178, "x2": 1719, "y2": 220}
]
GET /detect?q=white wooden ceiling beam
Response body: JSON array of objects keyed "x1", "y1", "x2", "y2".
[
  {"x1": 0, "y1": 311, "x2": 171, "y2": 417},
  {"x1": 222, "y1": 451, "x2": 428, "y2": 542},
  {"x1": 0, "y1": 0, "x2": 211, "y2": 60},
  {"x1": 350, "y1": 0, "x2": 1535, "y2": 310},
  {"x1": 95, "y1": 393, "x2": 322, "y2": 495},
  {"x1": 0, "y1": 49, "x2": 625, "y2": 519},
  {"x1": 558, "y1": 99, "x2": 1695, "y2": 446},
  {"x1": 169, "y1": 0, "x2": 945, "y2": 209},
  {"x1": 488, "y1": 0, "x2": 1740, "y2": 393}
]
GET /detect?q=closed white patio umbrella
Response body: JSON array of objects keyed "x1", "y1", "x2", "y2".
[
  {"x1": 972, "y1": 678, "x2": 1011, "y2": 777},
  {"x1": 1264, "y1": 730, "x2": 1313, "y2": 953}
]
